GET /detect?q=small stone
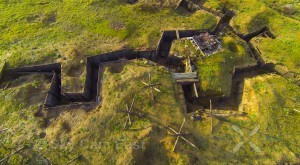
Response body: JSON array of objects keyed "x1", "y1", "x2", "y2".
[{"x1": 283, "y1": 4, "x2": 295, "y2": 15}]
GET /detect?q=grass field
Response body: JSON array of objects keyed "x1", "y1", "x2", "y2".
[
  {"x1": 0, "y1": 0, "x2": 299, "y2": 164},
  {"x1": 0, "y1": 0, "x2": 217, "y2": 68},
  {"x1": 169, "y1": 32, "x2": 256, "y2": 96},
  {"x1": 2, "y1": 62, "x2": 299, "y2": 164},
  {"x1": 203, "y1": 0, "x2": 300, "y2": 73},
  {"x1": 0, "y1": 60, "x2": 187, "y2": 164},
  {"x1": 196, "y1": 33, "x2": 256, "y2": 96}
]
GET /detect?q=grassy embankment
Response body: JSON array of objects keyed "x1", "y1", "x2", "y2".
[
  {"x1": 2, "y1": 60, "x2": 298, "y2": 164},
  {"x1": 0, "y1": 0, "x2": 218, "y2": 163},
  {"x1": 0, "y1": 0, "x2": 217, "y2": 92},
  {"x1": 0, "y1": 60, "x2": 186, "y2": 164},
  {"x1": 203, "y1": 0, "x2": 300, "y2": 73},
  {"x1": 1, "y1": 0, "x2": 299, "y2": 164},
  {"x1": 169, "y1": 33, "x2": 256, "y2": 96}
]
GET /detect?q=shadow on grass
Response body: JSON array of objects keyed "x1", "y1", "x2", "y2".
[
  {"x1": 247, "y1": 11, "x2": 271, "y2": 33},
  {"x1": 269, "y1": 88, "x2": 300, "y2": 159}
]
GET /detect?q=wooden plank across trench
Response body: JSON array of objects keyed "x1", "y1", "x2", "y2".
[
  {"x1": 0, "y1": 61, "x2": 6, "y2": 80},
  {"x1": 172, "y1": 72, "x2": 198, "y2": 83}
]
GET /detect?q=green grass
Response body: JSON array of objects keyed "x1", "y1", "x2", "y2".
[
  {"x1": 169, "y1": 33, "x2": 256, "y2": 96},
  {"x1": 203, "y1": 0, "x2": 300, "y2": 73},
  {"x1": 0, "y1": 0, "x2": 217, "y2": 92},
  {"x1": 196, "y1": 34, "x2": 256, "y2": 96},
  {"x1": 0, "y1": 0, "x2": 217, "y2": 68},
  {"x1": 0, "y1": 60, "x2": 187, "y2": 164},
  {"x1": 0, "y1": 52, "x2": 299, "y2": 164},
  {"x1": 0, "y1": 61, "x2": 5, "y2": 79},
  {"x1": 0, "y1": 0, "x2": 299, "y2": 164},
  {"x1": 237, "y1": 75, "x2": 300, "y2": 163},
  {"x1": 169, "y1": 38, "x2": 202, "y2": 59},
  {"x1": 0, "y1": 75, "x2": 49, "y2": 164}
]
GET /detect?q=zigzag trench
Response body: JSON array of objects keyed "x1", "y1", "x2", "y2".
[{"x1": 1, "y1": 7, "x2": 297, "y2": 113}]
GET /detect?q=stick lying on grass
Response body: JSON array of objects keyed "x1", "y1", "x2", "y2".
[
  {"x1": 0, "y1": 128, "x2": 9, "y2": 133},
  {"x1": 292, "y1": 109, "x2": 300, "y2": 113},
  {"x1": 0, "y1": 146, "x2": 28, "y2": 163},
  {"x1": 66, "y1": 155, "x2": 83, "y2": 165}
]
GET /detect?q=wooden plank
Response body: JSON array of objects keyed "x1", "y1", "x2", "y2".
[
  {"x1": 175, "y1": 0, "x2": 183, "y2": 9},
  {"x1": 172, "y1": 72, "x2": 198, "y2": 80},
  {"x1": 176, "y1": 30, "x2": 180, "y2": 39},
  {"x1": 185, "y1": 57, "x2": 192, "y2": 72},
  {"x1": 193, "y1": 82, "x2": 198, "y2": 97},
  {"x1": 13, "y1": 72, "x2": 54, "y2": 76},
  {"x1": 0, "y1": 61, "x2": 6, "y2": 80},
  {"x1": 210, "y1": 100, "x2": 213, "y2": 133},
  {"x1": 176, "y1": 79, "x2": 199, "y2": 83}
]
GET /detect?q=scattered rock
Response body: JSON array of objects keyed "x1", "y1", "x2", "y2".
[{"x1": 283, "y1": 4, "x2": 295, "y2": 15}]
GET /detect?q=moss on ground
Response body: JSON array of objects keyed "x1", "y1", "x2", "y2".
[
  {"x1": 0, "y1": 60, "x2": 188, "y2": 164},
  {"x1": 0, "y1": 0, "x2": 217, "y2": 68},
  {"x1": 0, "y1": 0, "x2": 299, "y2": 164},
  {"x1": 0, "y1": 62, "x2": 299, "y2": 164},
  {"x1": 0, "y1": 75, "x2": 50, "y2": 163},
  {"x1": 203, "y1": 0, "x2": 300, "y2": 73},
  {"x1": 60, "y1": 48, "x2": 87, "y2": 93},
  {"x1": 196, "y1": 33, "x2": 256, "y2": 96},
  {"x1": 0, "y1": 61, "x2": 5, "y2": 79},
  {"x1": 169, "y1": 38, "x2": 202, "y2": 59}
]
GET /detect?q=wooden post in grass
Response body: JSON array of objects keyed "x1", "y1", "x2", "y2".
[
  {"x1": 0, "y1": 60, "x2": 6, "y2": 81},
  {"x1": 142, "y1": 73, "x2": 161, "y2": 107},
  {"x1": 193, "y1": 83, "x2": 198, "y2": 98},
  {"x1": 210, "y1": 100, "x2": 213, "y2": 133},
  {"x1": 3, "y1": 83, "x2": 10, "y2": 90},
  {"x1": 166, "y1": 118, "x2": 197, "y2": 152},
  {"x1": 117, "y1": 97, "x2": 144, "y2": 129},
  {"x1": 0, "y1": 146, "x2": 28, "y2": 163}
]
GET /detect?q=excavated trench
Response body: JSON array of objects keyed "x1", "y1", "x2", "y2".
[
  {"x1": 181, "y1": 28, "x2": 279, "y2": 112},
  {"x1": 188, "y1": 64, "x2": 277, "y2": 112},
  {"x1": 1, "y1": 9, "x2": 294, "y2": 114},
  {"x1": 0, "y1": 30, "x2": 205, "y2": 111},
  {"x1": 1, "y1": 30, "x2": 202, "y2": 108}
]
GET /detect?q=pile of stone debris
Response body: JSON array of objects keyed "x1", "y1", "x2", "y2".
[{"x1": 190, "y1": 32, "x2": 221, "y2": 56}]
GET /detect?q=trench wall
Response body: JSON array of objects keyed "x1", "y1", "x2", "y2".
[
  {"x1": 156, "y1": 30, "x2": 209, "y2": 58},
  {"x1": 2, "y1": 11, "x2": 298, "y2": 110},
  {"x1": 44, "y1": 72, "x2": 61, "y2": 107},
  {"x1": 179, "y1": 0, "x2": 224, "y2": 17},
  {"x1": 1, "y1": 47, "x2": 182, "y2": 107},
  {"x1": 0, "y1": 62, "x2": 6, "y2": 82},
  {"x1": 5, "y1": 63, "x2": 61, "y2": 74}
]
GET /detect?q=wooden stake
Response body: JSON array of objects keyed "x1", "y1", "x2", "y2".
[
  {"x1": 141, "y1": 73, "x2": 161, "y2": 108},
  {"x1": 117, "y1": 97, "x2": 143, "y2": 129},
  {"x1": 193, "y1": 83, "x2": 198, "y2": 98},
  {"x1": 149, "y1": 74, "x2": 155, "y2": 105},
  {"x1": 176, "y1": 30, "x2": 180, "y2": 39},
  {"x1": 166, "y1": 118, "x2": 197, "y2": 152},
  {"x1": 210, "y1": 100, "x2": 213, "y2": 133},
  {"x1": 3, "y1": 83, "x2": 9, "y2": 90}
]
